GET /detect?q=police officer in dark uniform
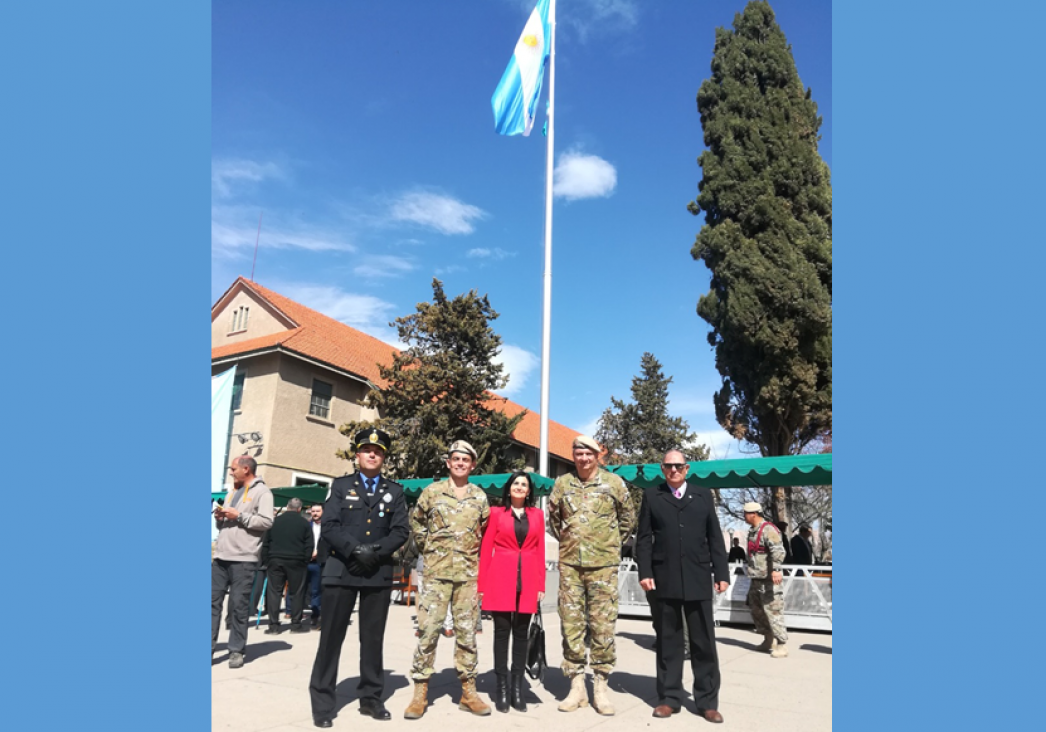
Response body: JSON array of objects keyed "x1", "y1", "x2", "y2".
[{"x1": 309, "y1": 428, "x2": 409, "y2": 727}]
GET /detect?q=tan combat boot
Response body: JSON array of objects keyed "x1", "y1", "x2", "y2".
[
  {"x1": 770, "y1": 640, "x2": 789, "y2": 658},
  {"x1": 756, "y1": 633, "x2": 773, "y2": 652},
  {"x1": 459, "y1": 677, "x2": 492, "y2": 715},
  {"x1": 403, "y1": 680, "x2": 429, "y2": 719},
  {"x1": 591, "y1": 674, "x2": 615, "y2": 716},
  {"x1": 558, "y1": 673, "x2": 589, "y2": 712}
]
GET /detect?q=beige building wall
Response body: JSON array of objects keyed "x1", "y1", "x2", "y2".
[
  {"x1": 263, "y1": 356, "x2": 377, "y2": 489},
  {"x1": 214, "y1": 353, "x2": 279, "y2": 492},
  {"x1": 211, "y1": 288, "x2": 294, "y2": 345}
]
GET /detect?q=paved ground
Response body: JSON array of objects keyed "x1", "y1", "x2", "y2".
[{"x1": 212, "y1": 604, "x2": 831, "y2": 731}]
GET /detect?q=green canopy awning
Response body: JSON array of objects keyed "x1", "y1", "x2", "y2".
[
  {"x1": 212, "y1": 472, "x2": 556, "y2": 505},
  {"x1": 605, "y1": 453, "x2": 832, "y2": 489}
]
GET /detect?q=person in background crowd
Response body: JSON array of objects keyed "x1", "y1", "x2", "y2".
[
  {"x1": 308, "y1": 428, "x2": 409, "y2": 727},
  {"x1": 790, "y1": 526, "x2": 814, "y2": 566},
  {"x1": 262, "y1": 497, "x2": 313, "y2": 634},
  {"x1": 728, "y1": 537, "x2": 747, "y2": 564},
  {"x1": 478, "y1": 471, "x2": 546, "y2": 713},
  {"x1": 744, "y1": 502, "x2": 789, "y2": 659},
  {"x1": 404, "y1": 440, "x2": 491, "y2": 719},
  {"x1": 307, "y1": 504, "x2": 329, "y2": 630},
  {"x1": 212, "y1": 456, "x2": 274, "y2": 669},
  {"x1": 548, "y1": 435, "x2": 636, "y2": 716}
]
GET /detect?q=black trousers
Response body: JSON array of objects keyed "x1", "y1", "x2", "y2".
[
  {"x1": 491, "y1": 609, "x2": 531, "y2": 675},
  {"x1": 265, "y1": 558, "x2": 307, "y2": 628},
  {"x1": 653, "y1": 598, "x2": 720, "y2": 710},
  {"x1": 309, "y1": 584, "x2": 392, "y2": 718},
  {"x1": 212, "y1": 559, "x2": 257, "y2": 654}
]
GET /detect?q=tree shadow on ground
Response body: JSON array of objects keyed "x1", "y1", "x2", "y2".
[{"x1": 800, "y1": 643, "x2": 831, "y2": 654}]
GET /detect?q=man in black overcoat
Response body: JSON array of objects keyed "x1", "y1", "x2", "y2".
[
  {"x1": 636, "y1": 449, "x2": 730, "y2": 724},
  {"x1": 308, "y1": 428, "x2": 409, "y2": 727}
]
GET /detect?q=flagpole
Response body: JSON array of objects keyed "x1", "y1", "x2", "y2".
[{"x1": 539, "y1": 0, "x2": 556, "y2": 477}]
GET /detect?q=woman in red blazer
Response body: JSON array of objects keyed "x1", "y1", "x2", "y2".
[{"x1": 478, "y1": 471, "x2": 546, "y2": 713}]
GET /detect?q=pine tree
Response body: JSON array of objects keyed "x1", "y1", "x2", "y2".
[
  {"x1": 688, "y1": 1, "x2": 832, "y2": 527},
  {"x1": 338, "y1": 279, "x2": 525, "y2": 479},
  {"x1": 596, "y1": 353, "x2": 709, "y2": 509}
]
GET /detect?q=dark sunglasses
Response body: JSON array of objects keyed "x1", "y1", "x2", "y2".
[{"x1": 661, "y1": 463, "x2": 688, "y2": 471}]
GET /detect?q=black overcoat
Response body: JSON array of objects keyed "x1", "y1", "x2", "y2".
[
  {"x1": 320, "y1": 472, "x2": 409, "y2": 588},
  {"x1": 635, "y1": 483, "x2": 729, "y2": 601}
]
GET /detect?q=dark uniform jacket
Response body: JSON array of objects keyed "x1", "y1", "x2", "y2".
[
  {"x1": 261, "y1": 511, "x2": 313, "y2": 566},
  {"x1": 635, "y1": 483, "x2": 729, "y2": 601},
  {"x1": 320, "y1": 472, "x2": 409, "y2": 588}
]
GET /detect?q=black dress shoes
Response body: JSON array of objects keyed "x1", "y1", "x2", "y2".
[
  {"x1": 359, "y1": 698, "x2": 392, "y2": 720},
  {"x1": 313, "y1": 717, "x2": 333, "y2": 728}
]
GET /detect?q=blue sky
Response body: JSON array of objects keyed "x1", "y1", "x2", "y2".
[{"x1": 212, "y1": 0, "x2": 831, "y2": 458}]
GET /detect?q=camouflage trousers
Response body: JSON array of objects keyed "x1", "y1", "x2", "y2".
[
  {"x1": 747, "y1": 577, "x2": 788, "y2": 643},
  {"x1": 558, "y1": 563, "x2": 619, "y2": 678},
  {"x1": 410, "y1": 577, "x2": 479, "y2": 680}
]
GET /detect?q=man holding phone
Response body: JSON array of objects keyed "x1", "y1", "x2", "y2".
[{"x1": 212, "y1": 455, "x2": 273, "y2": 669}]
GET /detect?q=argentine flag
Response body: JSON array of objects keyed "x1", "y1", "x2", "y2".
[{"x1": 492, "y1": 0, "x2": 551, "y2": 136}]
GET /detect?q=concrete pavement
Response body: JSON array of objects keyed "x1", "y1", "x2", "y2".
[{"x1": 212, "y1": 604, "x2": 831, "y2": 731}]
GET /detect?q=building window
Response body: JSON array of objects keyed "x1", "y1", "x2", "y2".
[
  {"x1": 309, "y1": 379, "x2": 333, "y2": 419},
  {"x1": 231, "y1": 370, "x2": 246, "y2": 411},
  {"x1": 229, "y1": 306, "x2": 249, "y2": 333}
]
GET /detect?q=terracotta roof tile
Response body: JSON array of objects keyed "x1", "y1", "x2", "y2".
[{"x1": 212, "y1": 277, "x2": 581, "y2": 461}]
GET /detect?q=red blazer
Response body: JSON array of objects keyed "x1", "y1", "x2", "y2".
[{"x1": 478, "y1": 506, "x2": 546, "y2": 613}]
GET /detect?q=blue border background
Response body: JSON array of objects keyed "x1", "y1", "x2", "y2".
[
  {"x1": 5, "y1": 0, "x2": 1044, "y2": 727},
  {"x1": 836, "y1": 0, "x2": 1044, "y2": 728},
  {"x1": 3, "y1": 2, "x2": 210, "y2": 729}
]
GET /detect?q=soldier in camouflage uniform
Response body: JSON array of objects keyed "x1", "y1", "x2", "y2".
[
  {"x1": 547, "y1": 435, "x2": 636, "y2": 716},
  {"x1": 743, "y1": 502, "x2": 789, "y2": 658},
  {"x1": 403, "y1": 440, "x2": 492, "y2": 719}
]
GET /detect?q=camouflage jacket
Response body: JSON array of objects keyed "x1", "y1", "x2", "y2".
[
  {"x1": 410, "y1": 479, "x2": 490, "y2": 581},
  {"x1": 548, "y1": 468, "x2": 635, "y2": 568},
  {"x1": 746, "y1": 520, "x2": 786, "y2": 579}
]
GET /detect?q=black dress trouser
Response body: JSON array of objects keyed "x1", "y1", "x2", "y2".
[
  {"x1": 491, "y1": 607, "x2": 531, "y2": 675},
  {"x1": 654, "y1": 598, "x2": 720, "y2": 710},
  {"x1": 309, "y1": 584, "x2": 392, "y2": 718},
  {"x1": 265, "y1": 558, "x2": 307, "y2": 627}
]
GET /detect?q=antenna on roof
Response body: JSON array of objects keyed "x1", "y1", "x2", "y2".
[{"x1": 250, "y1": 211, "x2": 263, "y2": 281}]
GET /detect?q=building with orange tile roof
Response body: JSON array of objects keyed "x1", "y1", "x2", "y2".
[{"x1": 212, "y1": 277, "x2": 582, "y2": 491}]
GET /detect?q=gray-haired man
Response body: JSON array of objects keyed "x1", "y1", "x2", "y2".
[{"x1": 262, "y1": 496, "x2": 314, "y2": 634}]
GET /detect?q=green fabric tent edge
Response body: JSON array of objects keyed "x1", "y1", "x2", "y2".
[{"x1": 211, "y1": 455, "x2": 831, "y2": 505}]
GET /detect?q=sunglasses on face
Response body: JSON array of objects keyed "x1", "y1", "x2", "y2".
[{"x1": 661, "y1": 463, "x2": 687, "y2": 471}]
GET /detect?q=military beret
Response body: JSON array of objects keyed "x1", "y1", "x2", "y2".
[
  {"x1": 447, "y1": 440, "x2": 477, "y2": 459},
  {"x1": 354, "y1": 427, "x2": 391, "y2": 453},
  {"x1": 742, "y1": 501, "x2": 763, "y2": 514},
  {"x1": 572, "y1": 435, "x2": 602, "y2": 453}
]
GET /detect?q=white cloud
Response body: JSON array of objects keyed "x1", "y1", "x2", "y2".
[
  {"x1": 561, "y1": 0, "x2": 639, "y2": 42},
  {"x1": 492, "y1": 344, "x2": 540, "y2": 398},
  {"x1": 273, "y1": 282, "x2": 400, "y2": 346},
  {"x1": 467, "y1": 247, "x2": 515, "y2": 261},
  {"x1": 211, "y1": 205, "x2": 355, "y2": 258},
  {"x1": 577, "y1": 415, "x2": 602, "y2": 440},
  {"x1": 212, "y1": 158, "x2": 285, "y2": 198},
  {"x1": 353, "y1": 255, "x2": 416, "y2": 280},
  {"x1": 435, "y1": 264, "x2": 465, "y2": 276},
  {"x1": 553, "y1": 151, "x2": 617, "y2": 201},
  {"x1": 389, "y1": 191, "x2": 487, "y2": 235}
]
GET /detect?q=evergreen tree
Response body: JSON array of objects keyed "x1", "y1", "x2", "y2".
[
  {"x1": 338, "y1": 279, "x2": 525, "y2": 479},
  {"x1": 688, "y1": 1, "x2": 832, "y2": 526},
  {"x1": 596, "y1": 353, "x2": 709, "y2": 509}
]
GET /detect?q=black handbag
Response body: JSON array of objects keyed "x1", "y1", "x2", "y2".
[{"x1": 525, "y1": 606, "x2": 547, "y2": 680}]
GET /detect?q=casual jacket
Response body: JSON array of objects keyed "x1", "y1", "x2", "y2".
[
  {"x1": 478, "y1": 506, "x2": 546, "y2": 613},
  {"x1": 261, "y1": 510, "x2": 313, "y2": 565},
  {"x1": 214, "y1": 477, "x2": 274, "y2": 562}
]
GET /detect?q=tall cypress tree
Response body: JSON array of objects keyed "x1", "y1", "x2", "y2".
[
  {"x1": 688, "y1": 2, "x2": 832, "y2": 525},
  {"x1": 339, "y1": 279, "x2": 525, "y2": 479}
]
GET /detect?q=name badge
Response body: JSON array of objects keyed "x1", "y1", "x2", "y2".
[{"x1": 346, "y1": 495, "x2": 360, "y2": 502}]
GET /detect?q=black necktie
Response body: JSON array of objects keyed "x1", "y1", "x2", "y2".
[{"x1": 367, "y1": 477, "x2": 376, "y2": 494}]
